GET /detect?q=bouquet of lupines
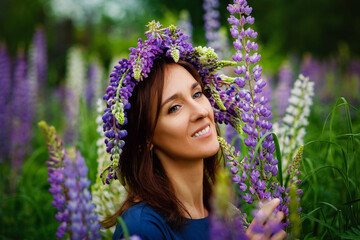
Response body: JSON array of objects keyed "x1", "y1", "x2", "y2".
[
  {"x1": 272, "y1": 74, "x2": 314, "y2": 175},
  {"x1": 92, "y1": 99, "x2": 126, "y2": 237},
  {"x1": 39, "y1": 121, "x2": 101, "y2": 239}
]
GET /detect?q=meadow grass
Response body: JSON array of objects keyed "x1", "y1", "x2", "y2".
[{"x1": 300, "y1": 98, "x2": 360, "y2": 239}]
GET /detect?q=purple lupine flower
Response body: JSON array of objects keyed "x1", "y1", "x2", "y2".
[
  {"x1": 226, "y1": 0, "x2": 288, "y2": 216},
  {"x1": 32, "y1": 27, "x2": 48, "y2": 87},
  {"x1": 210, "y1": 214, "x2": 247, "y2": 240},
  {"x1": 39, "y1": 121, "x2": 67, "y2": 237},
  {"x1": 28, "y1": 27, "x2": 48, "y2": 121},
  {"x1": 275, "y1": 62, "x2": 292, "y2": 118},
  {"x1": 300, "y1": 54, "x2": 326, "y2": 100},
  {"x1": 224, "y1": 124, "x2": 241, "y2": 150},
  {"x1": 30, "y1": 27, "x2": 47, "y2": 98},
  {"x1": 63, "y1": 151, "x2": 101, "y2": 240},
  {"x1": 250, "y1": 200, "x2": 284, "y2": 236},
  {"x1": 10, "y1": 50, "x2": 32, "y2": 176},
  {"x1": 260, "y1": 75, "x2": 273, "y2": 120},
  {"x1": 347, "y1": 58, "x2": 360, "y2": 81},
  {"x1": 39, "y1": 121, "x2": 101, "y2": 239},
  {"x1": 203, "y1": 0, "x2": 222, "y2": 58},
  {"x1": 0, "y1": 44, "x2": 12, "y2": 162}
]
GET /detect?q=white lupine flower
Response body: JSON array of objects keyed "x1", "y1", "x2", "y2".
[
  {"x1": 91, "y1": 98, "x2": 126, "y2": 237},
  {"x1": 273, "y1": 74, "x2": 314, "y2": 177},
  {"x1": 283, "y1": 115, "x2": 294, "y2": 125},
  {"x1": 64, "y1": 46, "x2": 86, "y2": 143}
]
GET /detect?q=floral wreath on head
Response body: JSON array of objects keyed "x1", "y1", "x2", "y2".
[{"x1": 101, "y1": 20, "x2": 241, "y2": 185}]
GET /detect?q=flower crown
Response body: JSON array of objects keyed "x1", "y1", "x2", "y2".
[{"x1": 101, "y1": 21, "x2": 239, "y2": 184}]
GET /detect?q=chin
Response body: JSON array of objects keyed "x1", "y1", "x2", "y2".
[{"x1": 203, "y1": 140, "x2": 220, "y2": 158}]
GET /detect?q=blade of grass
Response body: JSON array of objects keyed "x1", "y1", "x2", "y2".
[
  {"x1": 302, "y1": 165, "x2": 351, "y2": 200},
  {"x1": 301, "y1": 212, "x2": 339, "y2": 234},
  {"x1": 271, "y1": 133, "x2": 283, "y2": 186},
  {"x1": 305, "y1": 140, "x2": 348, "y2": 184}
]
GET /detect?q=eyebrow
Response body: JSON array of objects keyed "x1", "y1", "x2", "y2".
[{"x1": 161, "y1": 82, "x2": 200, "y2": 109}]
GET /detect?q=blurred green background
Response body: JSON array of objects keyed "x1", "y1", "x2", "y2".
[{"x1": 1, "y1": 0, "x2": 360, "y2": 85}]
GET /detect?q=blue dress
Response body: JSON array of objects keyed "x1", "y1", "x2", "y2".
[{"x1": 112, "y1": 202, "x2": 210, "y2": 240}]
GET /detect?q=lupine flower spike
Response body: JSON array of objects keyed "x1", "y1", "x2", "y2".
[
  {"x1": 28, "y1": 27, "x2": 48, "y2": 117},
  {"x1": 11, "y1": 50, "x2": 32, "y2": 178},
  {"x1": 39, "y1": 121, "x2": 101, "y2": 239},
  {"x1": 0, "y1": 44, "x2": 11, "y2": 162},
  {"x1": 272, "y1": 74, "x2": 314, "y2": 175},
  {"x1": 226, "y1": 0, "x2": 284, "y2": 210},
  {"x1": 64, "y1": 47, "x2": 85, "y2": 144},
  {"x1": 92, "y1": 99, "x2": 126, "y2": 237},
  {"x1": 285, "y1": 145, "x2": 304, "y2": 229},
  {"x1": 203, "y1": 0, "x2": 223, "y2": 58}
]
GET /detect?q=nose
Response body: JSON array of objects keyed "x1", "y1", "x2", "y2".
[{"x1": 189, "y1": 99, "x2": 209, "y2": 122}]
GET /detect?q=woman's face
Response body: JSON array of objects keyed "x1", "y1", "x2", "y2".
[{"x1": 152, "y1": 63, "x2": 219, "y2": 162}]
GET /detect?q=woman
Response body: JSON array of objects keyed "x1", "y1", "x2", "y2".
[{"x1": 101, "y1": 22, "x2": 286, "y2": 239}]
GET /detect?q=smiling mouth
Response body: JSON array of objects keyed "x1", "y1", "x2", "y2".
[{"x1": 192, "y1": 125, "x2": 210, "y2": 138}]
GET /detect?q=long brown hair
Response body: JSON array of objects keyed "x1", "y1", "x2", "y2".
[{"x1": 102, "y1": 58, "x2": 221, "y2": 230}]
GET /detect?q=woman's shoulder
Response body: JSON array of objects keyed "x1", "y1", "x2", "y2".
[{"x1": 112, "y1": 202, "x2": 174, "y2": 240}]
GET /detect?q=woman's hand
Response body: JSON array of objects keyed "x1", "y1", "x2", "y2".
[{"x1": 245, "y1": 198, "x2": 286, "y2": 240}]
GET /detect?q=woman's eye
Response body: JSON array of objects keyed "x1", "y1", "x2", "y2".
[
  {"x1": 168, "y1": 105, "x2": 180, "y2": 114},
  {"x1": 193, "y1": 91, "x2": 203, "y2": 98}
]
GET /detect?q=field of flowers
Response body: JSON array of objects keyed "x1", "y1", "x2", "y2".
[{"x1": 1, "y1": 0, "x2": 359, "y2": 239}]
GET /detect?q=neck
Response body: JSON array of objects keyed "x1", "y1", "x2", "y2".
[{"x1": 158, "y1": 156, "x2": 208, "y2": 219}]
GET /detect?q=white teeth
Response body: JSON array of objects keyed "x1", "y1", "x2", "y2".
[{"x1": 194, "y1": 126, "x2": 210, "y2": 137}]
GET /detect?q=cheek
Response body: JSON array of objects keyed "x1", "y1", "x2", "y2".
[
  {"x1": 204, "y1": 99, "x2": 215, "y2": 120},
  {"x1": 153, "y1": 117, "x2": 188, "y2": 146}
]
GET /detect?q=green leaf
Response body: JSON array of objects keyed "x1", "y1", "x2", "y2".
[{"x1": 271, "y1": 132, "x2": 283, "y2": 186}]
